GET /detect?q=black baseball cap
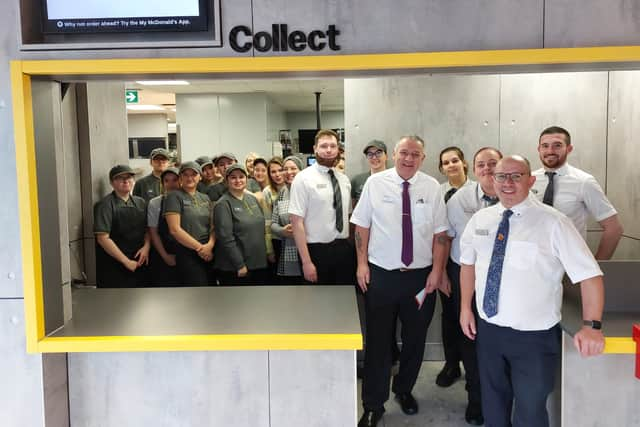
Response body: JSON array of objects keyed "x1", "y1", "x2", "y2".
[{"x1": 109, "y1": 164, "x2": 135, "y2": 180}]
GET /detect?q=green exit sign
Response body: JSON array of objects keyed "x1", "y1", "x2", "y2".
[{"x1": 125, "y1": 90, "x2": 139, "y2": 104}]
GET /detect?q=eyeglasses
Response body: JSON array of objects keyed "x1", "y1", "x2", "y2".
[
  {"x1": 366, "y1": 150, "x2": 384, "y2": 159},
  {"x1": 493, "y1": 172, "x2": 528, "y2": 183}
]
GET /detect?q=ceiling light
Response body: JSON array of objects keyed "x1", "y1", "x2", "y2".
[
  {"x1": 126, "y1": 105, "x2": 166, "y2": 111},
  {"x1": 135, "y1": 80, "x2": 190, "y2": 86}
]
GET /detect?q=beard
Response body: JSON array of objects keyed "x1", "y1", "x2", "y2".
[{"x1": 315, "y1": 153, "x2": 338, "y2": 168}]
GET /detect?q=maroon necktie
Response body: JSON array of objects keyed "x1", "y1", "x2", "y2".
[{"x1": 402, "y1": 181, "x2": 413, "y2": 266}]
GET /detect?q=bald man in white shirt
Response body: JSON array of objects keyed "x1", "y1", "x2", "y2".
[{"x1": 459, "y1": 155, "x2": 605, "y2": 427}]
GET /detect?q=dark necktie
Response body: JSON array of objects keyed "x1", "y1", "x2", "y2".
[
  {"x1": 543, "y1": 171, "x2": 556, "y2": 206},
  {"x1": 444, "y1": 187, "x2": 457, "y2": 203},
  {"x1": 481, "y1": 194, "x2": 499, "y2": 207},
  {"x1": 401, "y1": 181, "x2": 413, "y2": 266},
  {"x1": 483, "y1": 209, "x2": 514, "y2": 318},
  {"x1": 327, "y1": 169, "x2": 343, "y2": 232}
]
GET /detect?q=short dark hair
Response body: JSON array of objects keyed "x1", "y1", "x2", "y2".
[
  {"x1": 539, "y1": 126, "x2": 571, "y2": 145},
  {"x1": 439, "y1": 146, "x2": 468, "y2": 175},
  {"x1": 314, "y1": 129, "x2": 340, "y2": 145},
  {"x1": 253, "y1": 158, "x2": 268, "y2": 168},
  {"x1": 473, "y1": 147, "x2": 503, "y2": 167}
]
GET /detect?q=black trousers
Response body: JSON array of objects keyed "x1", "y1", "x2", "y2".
[
  {"x1": 362, "y1": 264, "x2": 437, "y2": 412},
  {"x1": 476, "y1": 319, "x2": 561, "y2": 427},
  {"x1": 438, "y1": 259, "x2": 463, "y2": 366},
  {"x1": 148, "y1": 247, "x2": 179, "y2": 287},
  {"x1": 95, "y1": 244, "x2": 149, "y2": 288},
  {"x1": 174, "y1": 244, "x2": 215, "y2": 286},
  {"x1": 306, "y1": 239, "x2": 356, "y2": 285},
  {"x1": 448, "y1": 261, "x2": 481, "y2": 405}
]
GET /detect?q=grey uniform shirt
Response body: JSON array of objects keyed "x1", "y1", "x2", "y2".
[
  {"x1": 350, "y1": 171, "x2": 371, "y2": 204},
  {"x1": 214, "y1": 192, "x2": 268, "y2": 272},
  {"x1": 133, "y1": 174, "x2": 161, "y2": 203},
  {"x1": 163, "y1": 189, "x2": 212, "y2": 243},
  {"x1": 205, "y1": 181, "x2": 228, "y2": 202},
  {"x1": 94, "y1": 192, "x2": 147, "y2": 257}
]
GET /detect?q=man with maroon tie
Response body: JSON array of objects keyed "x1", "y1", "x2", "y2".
[{"x1": 351, "y1": 135, "x2": 449, "y2": 427}]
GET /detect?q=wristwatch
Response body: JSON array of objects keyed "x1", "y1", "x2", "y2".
[{"x1": 583, "y1": 320, "x2": 602, "y2": 330}]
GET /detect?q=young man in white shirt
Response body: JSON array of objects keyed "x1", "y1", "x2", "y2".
[{"x1": 532, "y1": 126, "x2": 623, "y2": 259}]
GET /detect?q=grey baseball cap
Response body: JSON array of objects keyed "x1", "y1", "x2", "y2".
[
  {"x1": 195, "y1": 156, "x2": 214, "y2": 169},
  {"x1": 179, "y1": 161, "x2": 202, "y2": 175},
  {"x1": 109, "y1": 164, "x2": 135, "y2": 180},
  {"x1": 362, "y1": 140, "x2": 387, "y2": 154},
  {"x1": 224, "y1": 163, "x2": 248, "y2": 179},
  {"x1": 160, "y1": 167, "x2": 179, "y2": 180},
  {"x1": 215, "y1": 152, "x2": 237, "y2": 165},
  {"x1": 150, "y1": 148, "x2": 171, "y2": 160}
]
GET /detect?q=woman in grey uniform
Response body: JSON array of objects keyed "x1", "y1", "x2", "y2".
[
  {"x1": 214, "y1": 164, "x2": 272, "y2": 285},
  {"x1": 270, "y1": 156, "x2": 304, "y2": 284},
  {"x1": 164, "y1": 162, "x2": 215, "y2": 286},
  {"x1": 94, "y1": 165, "x2": 150, "y2": 288}
]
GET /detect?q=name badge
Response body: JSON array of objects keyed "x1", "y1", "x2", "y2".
[
  {"x1": 316, "y1": 183, "x2": 327, "y2": 189},
  {"x1": 383, "y1": 195, "x2": 394, "y2": 203},
  {"x1": 475, "y1": 229, "x2": 489, "y2": 236},
  {"x1": 234, "y1": 207, "x2": 242, "y2": 212}
]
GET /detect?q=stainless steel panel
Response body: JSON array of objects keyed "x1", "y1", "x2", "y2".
[
  {"x1": 345, "y1": 74, "x2": 501, "y2": 180},
  {"x1": 269, "y1": 350, "x2": 356, "y2": 427},
  {"x1": 43, "y1": 353, "x2": 69, "y2": 427},
  {"x1": 499, "y1": 72, "x2": 609, "y2": 184},
  {"x1": 545, "y1": 0, "x2": 640, "y2": 48},
  {"x1": 0, "y1": 300, "x2": 45, "y2": 427},
  {"x1": 69, "y1": 351, "x2": 269, "y2": 427},
  {"x1": 607, "y1": 70, "x2": 640, "y2": 241}
]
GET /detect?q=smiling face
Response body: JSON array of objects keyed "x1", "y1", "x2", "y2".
[
  {"x1": 366, "y1": 147, "x2": 387, "y2": 172},
  {"x1": 440, "y1": 149, "x2": 467, "y2": 182},
  {"x1": 161, "y1": 173, "x2": 180, "y2": 192},
  {"x1": 253, "y1": 162, "x2": 268, "y2": 186},
  {"x1": 227, "y1": 169, "x2": 247, "y2": 192},
  {"x1": 538, "y1": 133, "x2": 573, "y2": 169},
  {"x1": 474, "y1": 148, "x2": 502, "y2": 195},
  {"x1": 493, "y1": 157, "x2": 536, "y2": 208},
  {"x1": 268, "y1": 162, "x2": 284, "y2": 187},
  {"x1": 179, "y1": 169, "x2": 201, "y2": 192},
  {"x1": 393, "y1": 137, "x2": 425, "y2": 180},
  {"x1": 283, "y1": 160, "x2": 300, "y2": 185}
]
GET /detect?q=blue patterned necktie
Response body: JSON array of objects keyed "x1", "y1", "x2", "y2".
[{"x1": 483, "y1": 209, "x2": 514, "y2": 318}]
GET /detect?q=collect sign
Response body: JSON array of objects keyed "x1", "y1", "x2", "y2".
[
  {"x1": 125, "y1": 90, "x2": 139, "y2": 103},
  {"x1": 229, "y1": 24, "x2": 341, "y2": 53}
]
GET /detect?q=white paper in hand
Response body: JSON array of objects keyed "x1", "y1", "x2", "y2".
[{"x1": 415, "y1": 288, "x2": 427, "y2": 309}]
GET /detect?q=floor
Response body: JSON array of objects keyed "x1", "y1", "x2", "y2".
[{"x1": 357, "y1": 361, "x2": 473, "y2": 427}]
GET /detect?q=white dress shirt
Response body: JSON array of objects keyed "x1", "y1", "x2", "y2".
[
  {"x1": 447, "y1": 183, "x2": 495, "y2": 264},
  {"x1": 459, "y1": 195, "x2": 603, "y2": 331},
  {"x1": 288, "y1": 163, "x2": 351, "y2": 243},
  {"x1": 531, "y1": 163, "x2": 617, "y2": 238},
  {"x1": 350, "y1": 168, "x2": 449, "y2": 270}
]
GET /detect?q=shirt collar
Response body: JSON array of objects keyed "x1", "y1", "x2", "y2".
[
  {"x1": 476, "y1": 183, "x2": 495, "y2": 200},
  {"x1": 314, "y1": 163, "x2": 332, "y2": 173},
  {"x1": 496, "y1": 194, "x2": 536, "y2": 218},
  {"x1": 391, "y1": 168, "x2": 419, "y2": 185},
  {"x1": 545, "y1": 162, "x2": 570, "y2": 176}
]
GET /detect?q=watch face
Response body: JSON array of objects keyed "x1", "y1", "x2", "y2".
[{"x1": 584, "y1": 320, "x2": 602, "y2": 330}]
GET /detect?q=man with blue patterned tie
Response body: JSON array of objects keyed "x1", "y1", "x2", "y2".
[{"x1": 459, "y1": 155, "x2": 605, "y2": 427}]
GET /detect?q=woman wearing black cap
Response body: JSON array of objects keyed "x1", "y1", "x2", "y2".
[
  {"x1": 270, "y1": 156, "x2": 304, "y2": 284},
  {"x1": 214, "y1": 164, "x2": 272, "y2": 285},
  {"x1": 94, "y1": 165, "x2": 150, "y2": 288},
  {"x1": 164, "y1": 161, "x2": 215, "y2": 286}
]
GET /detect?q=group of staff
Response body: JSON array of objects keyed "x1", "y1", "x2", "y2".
[
  {"x1": 93, "y1": 126, "x2": 621, "y2": 427},
  {"x1": 354, "y1": 126, "x2": 621, "y2": 427},
  {"x1": 94, "y1": 148, "x2": 313, "y2": 287}
]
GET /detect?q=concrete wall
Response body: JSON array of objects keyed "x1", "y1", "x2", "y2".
[
  {"x1": 286, "y1": 110, "x2": 345, "y2": 139},
  {"x1": 176, "y1": 92, "x2": 271, "y2": 162},
  {"x1": 127, "y1": 114, "x2": 169, "y2": 139}
]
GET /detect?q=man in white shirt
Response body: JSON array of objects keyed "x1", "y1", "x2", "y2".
[
  {"x1": 289, "y1": 129, "x2": 354, "y2": 285},
  {"x1": 532, "y1": 126, "x2": 623, "y2": 259},
  {"x1": 351, "y1": 135, "x2": 449, "y2": 427},
  {"x1": 459, "y1": 155, "x2": 605, "y2": 427}
]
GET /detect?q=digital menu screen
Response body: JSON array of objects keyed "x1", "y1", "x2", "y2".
[{"x1": 43, "y1": 0, "x2": 208, "y2": 33}]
